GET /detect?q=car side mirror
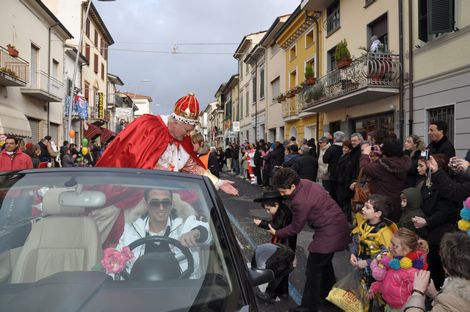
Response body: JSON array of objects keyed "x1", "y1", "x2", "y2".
[{"x1": 248, "y1": 268, "x2": 274, "y2": 287}]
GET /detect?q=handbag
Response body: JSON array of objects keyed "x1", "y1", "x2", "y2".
[
  {"x1": 351, "y1": 168, "x2": 370, "y2": 211},
  {"x1": 326, "y1": 268, "x2": 369, "y2": 312}
]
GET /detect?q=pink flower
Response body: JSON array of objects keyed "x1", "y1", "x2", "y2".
[{"x1": 101, "y1": 247, "x2": 134, "y2": 273}]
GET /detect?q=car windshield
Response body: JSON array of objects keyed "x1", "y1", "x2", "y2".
[{"x1": 0, "y1": 169, "x2": 245, "y2": 311}]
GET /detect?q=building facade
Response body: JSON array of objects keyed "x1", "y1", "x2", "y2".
[{"x1": 0, "y1": 0, "x2": 72, "y2": 144}]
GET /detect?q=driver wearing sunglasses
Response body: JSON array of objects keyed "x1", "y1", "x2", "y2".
[{"x1": 116, "y1": 188, "x2": 211, "y2": 278}]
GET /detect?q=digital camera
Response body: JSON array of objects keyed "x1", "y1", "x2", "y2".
[{"x1": 420, "y1": 149, "x2": 430, "y2": 160}]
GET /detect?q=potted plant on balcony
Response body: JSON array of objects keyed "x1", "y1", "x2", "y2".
[
  {"x1": 334, "y1": 39, "x2": 352, "y2": 69},
  {"x1": 286, "y1": 89, "x2": 295, "y2": 98},
  {"x1": 6, "y1": 44, "x2": 19, "y2": 57},
  {"x1": 276, "y1": 93, "x2": 286, "y2": 103},
  {"x1": 304, "y1": 63, "x2": 316, "y2": 85},
  {"x1": 0, "y1": 67, "x2": 18, "y2": 78}
]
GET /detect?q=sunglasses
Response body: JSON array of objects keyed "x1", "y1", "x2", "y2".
[{"x1": 148, "y1": 198, "x2": 172, "y2": 209}]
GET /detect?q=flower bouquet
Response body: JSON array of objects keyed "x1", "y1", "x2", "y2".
[{"x1": 101, "y1": 246, "x2": 135, "y2": 279}]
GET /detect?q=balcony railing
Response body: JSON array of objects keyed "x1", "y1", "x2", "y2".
[
  {"x1": 0, "y1": 47, "x2": 29, "y2": 86},
  {"x1": 282, "y1": 97, "x2": 302, "y2": 119},
  {"x1": 21, "y1": 70, "x2": 64, "y2": 102},
  {"x1": 301, "y1": 52, "x2": 400, "y2": 110}
]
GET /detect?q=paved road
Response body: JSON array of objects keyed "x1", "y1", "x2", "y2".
[{"x1": 217, "y1": 172, "x2": 351, "y2": 311}]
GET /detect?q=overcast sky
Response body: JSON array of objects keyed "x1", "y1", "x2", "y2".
[{"x1": 94, "y1": 0, "x2": 299, "y2": 114}]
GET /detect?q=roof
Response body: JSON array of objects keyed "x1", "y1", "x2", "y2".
[
  {"x1": 214, "y1": 83, "x2": 226, "y2": 98},
  {"x1": 221, "y1": 74, "x2": 239, "y2": 93},
  {"x1": 35, "y1": 0, "x2": 73, "y2": 40},
  {"x1": 87, "y1": 1, "x2": 114, "y2": 45},
  {"x1": 233, "y1": 30, "x2": 266, "y2": 60},
  {"x1": 120, "y1": 92, "x2": 153, "y2": 102},
  {"x1": 107, "y1": 73, "x2": 124, "y2": 86}
]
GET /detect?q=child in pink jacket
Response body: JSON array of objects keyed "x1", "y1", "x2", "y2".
[{"x1": 368, "y1": 228, "x2": 428, "y2": 310}]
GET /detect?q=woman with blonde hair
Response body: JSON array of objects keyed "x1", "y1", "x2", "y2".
[{"x1": 404, "y1": 135, "x2": 426, "y2": 187}]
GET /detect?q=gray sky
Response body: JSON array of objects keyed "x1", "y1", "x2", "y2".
[{"x1": 95, "y1": 0, "x2": 299, "y2": 114}]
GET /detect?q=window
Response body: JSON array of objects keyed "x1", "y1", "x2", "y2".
[
  {"x1": 85, "y1": 19, "x2": 90, "y2": 38},
  {"x1": 326, "y1": 1, "x2": 340, "y2": 36},
  {"x1": 245, "y1": 90, "x2": 249, "y2": 116},
  {"x1": 94, "y1": 30, "x2": 99, "y2": 47},
  {"x1": 289, "y1": 70, "x2": 297, "y2": 89},
  {"x1": 52, "y1": 59, "x2": 59, "y2": 78},
  {"x1": 305, "y1": 29, "x2": 314, "y2": 48},
  {"x1": 101, "y1": 63, "x2": 105, "y2": 80},
  {"x1": 427, "y1": 105, "x2": 454, "y2": 144},
  {"x1": 252, "y1": 75, "x2": 257, "y2": 103},
  {"x1": 271, "y1": 77, "x2": 280, "y2": 101},
  {"x1": 259, "y1": 67, "x2": 265, "y2": 99},
  {"x1": 94, "y1": 54, "x2": 99, "y2": 73},
  {"x1": 240, "y1": 91, "x2": 243, "y2": 118},
  {"x1": 100, "y1": 38, "x2": 105, "y2": 56},
  {"x1": 289, "y1": 45, "x2": 296, "y2": 61},
  {"x1": 418, "y1": 0, "x2": 455, "y2": 42},
  {"x1": 84, "y1": 81, "x2": 90, "y2": 102},
  {"x1": 67, "y1": 78, "x2": 73, "y2": 96},
  {"x1": 305, "y1": 58, "x2": 315, "y2": 78},
  {"x1": 327, "y1": 46, "x2": 336, "y2": 71},
  {"x1": 85, "y1": 44, "x2": 90, "y2": 62},
  {"x1": 368, "y1": 13, "x2": 388, "y2": 52},
  {"x1": 104, "y1": 43, "x2": 108, "y2": 60}
]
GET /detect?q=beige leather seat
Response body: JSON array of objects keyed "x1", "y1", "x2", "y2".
[{"x1": 11, "y1": 188, "x2": 102, "y2": 283}]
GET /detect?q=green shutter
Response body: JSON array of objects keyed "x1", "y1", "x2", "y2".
[
  {"x1": 418, "y1": 0, "x2": 428, "y2": 42},
  {"x1": 427, "y1": 0, "x2": 454, "y2": 34}
]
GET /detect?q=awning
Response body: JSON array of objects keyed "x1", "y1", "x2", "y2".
[
  {"x1": 100, "y1": 128, "x2": 116, "y2": 143},
  {"x1": 83, "y1": 123, "x2": 102, "y2": 140},
  {"x1": 0, "y1": 106, "x2": 32, "y2": 138}
]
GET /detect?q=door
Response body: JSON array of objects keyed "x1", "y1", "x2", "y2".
[{"x1": 30, "y1": 45, "x2": 39, "y2": 88}]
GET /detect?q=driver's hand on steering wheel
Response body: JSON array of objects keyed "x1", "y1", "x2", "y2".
[{"x1": 179, "y1": 229, "x2": 201, "y2": 247}]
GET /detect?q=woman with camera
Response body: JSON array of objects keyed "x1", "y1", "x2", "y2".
[
  {"x1": 404, "y1": 135, "x2": 426, "y2": 188},
  {"x1": 412, "y1": 154, "x2": 459, "y2": 289}
]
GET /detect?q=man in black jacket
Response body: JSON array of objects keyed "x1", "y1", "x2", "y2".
[
  {"x1": 427, "y1": 120, "x2": 455, "y2": 161},
  {"x1": 323, "y1": 131, "x2": 345, "y2": 204}
]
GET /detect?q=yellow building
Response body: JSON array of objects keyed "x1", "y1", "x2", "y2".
[
  {"x1": 301, "y1": 0, "x2": 401, "y2": 139},
  {"x1": 275, "y1": 6, "x2": 323, "y2": 141}
]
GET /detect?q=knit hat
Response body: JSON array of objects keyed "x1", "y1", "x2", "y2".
[{"x1": 171, "y1": 92, "x2": 200, "y2": 125}]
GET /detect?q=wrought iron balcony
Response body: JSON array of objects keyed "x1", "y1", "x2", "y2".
[
  {"x1": 0, "y1": 47, "x2": 29, "y2": 87},
  {"x1": 301, "y1": 52, "x2": 401, "y2": 112},
  {"x1": 282, "y1": 97, "x2": 302, "y2": 121},
  {"x1": 21, "y1": 70, "x2": 64, "y2": 102}
]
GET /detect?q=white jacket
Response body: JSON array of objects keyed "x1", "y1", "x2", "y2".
[{"x1": 116, "y1": 215, "x2": 211, "y2": 278}]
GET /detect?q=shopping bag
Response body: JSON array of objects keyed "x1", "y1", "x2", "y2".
[
  {"x1": 351, "y1": 168, "x2": 370, "y2": 211},
  {"x1": 326, "y1": 268, "x2": 369, "y2": 312}
]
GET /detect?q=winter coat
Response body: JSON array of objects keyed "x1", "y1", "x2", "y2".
[
  {"x1": 405, "y1": 149, "x2": 421, "y2": 188},
  {"x1": 427, "y1": 136, "x2": 455, "y2": 161},
  {"x1": 269, "y1": 145, "x2": 285, "y2": 170},
  {"x1": 398, "y1": 187, "x2": 426, "y2": 233},
  {"x1": 418, "y1": 179, "x2": 458, "y2": 245},
  {"x1": 323, "y1": 143, "x2": 343, "y2": 181},
  {"x1": 282, "y1": 153, "x2": 300, "y2": 169},
  {"x1": 208, "y1": 151, "x2": 219, "y2": 177},
  {"x1": 294, "y1": 154, "x2": 318, "y2": 181},
  {"x1": 370, "y1": 260, "x2": 422, "y2": 309},
  {"x1": 403, "y1": 277, "x2": 470, "y2": 312},
  {"x1": 349, "y1": 145, "x2": 362, "y2": 181},
  {"x1": 430, "y1": 169, "x2": 470, "y2": 202},
  {"x1": 0, "y1": 149, "x2": 33, "y2": 171},
  {"x1": 276, "y1": 179, "x2": 350, "y2": 254},
  {"x1": 62, "y1": 154, "x2": 77, "y2": 167},
  {"x1": 257, "y1": 203, "x2": 297, "y2": 252},
  {"x1": 317, "y1": 143, "x2": 330, "y2": 180},
  {"x1": 337, "y1": 152, "x2": 354, "y2": 202},
  {"x1": 116, "y1": 215, "x2": 211, "y2": 278},
  {"x1": 360, "y1": 154, "x2": 411, "y2": 223}
]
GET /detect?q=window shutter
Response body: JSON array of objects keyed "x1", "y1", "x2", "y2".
[
  {"x1": 427, "y1": 0, "x2": 454, "y2": 34},
  {"x1": 418, "y1": 0, "x2": 428, "y2": 42}
]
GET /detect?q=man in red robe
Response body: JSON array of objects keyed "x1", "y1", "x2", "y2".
[{"x1": 96, "y1": 93, "x2": 237, "y2": 195}]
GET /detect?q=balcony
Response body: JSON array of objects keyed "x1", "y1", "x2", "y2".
[
  {"x1": 0, "y1": 47, "x2": 29, "y2": 87},
  {"x1": 301, "y1": 52, "x2": 401, "y2": 113},
  {"x1": 282, "y1": 97, "x2": 302, "y2": 121},
  {"x1": 21, "y1": 70, "x2": 64, "y2": 102}
]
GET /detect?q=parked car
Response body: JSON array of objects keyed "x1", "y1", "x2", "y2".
[{"x1": 0, "y1": 168, "x2": 276, "y2": 311}]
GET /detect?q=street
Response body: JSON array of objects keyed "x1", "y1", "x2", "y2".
[{"x1": 217, "y1": 171, "x2": 351, "y2": 312}]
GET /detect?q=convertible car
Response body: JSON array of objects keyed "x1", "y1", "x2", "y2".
[{"x1": 0, "y1": 168, "x2": 277, "y2": 312}]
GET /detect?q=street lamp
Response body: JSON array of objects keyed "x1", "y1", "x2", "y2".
[{"x1": 67, "y1": 0, "x2": 115, "y2": 139}]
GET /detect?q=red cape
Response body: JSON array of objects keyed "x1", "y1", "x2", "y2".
[{"x1": 96, "y1": 114, "x2": 203, "y2": 169}]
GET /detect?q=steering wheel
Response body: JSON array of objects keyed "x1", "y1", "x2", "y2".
[{"x1": 124, "y1": 235, "x2": 195, "y2": 280}]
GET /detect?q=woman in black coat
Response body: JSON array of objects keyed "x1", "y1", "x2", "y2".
[
  {"x1": 336, "y1": 140, "x2": 354, "y2": 222},
  {"x1": 404, "y1": 135, "x2": 425, "y2": 187},
  {"x1": 412, "y1": 154, "x2": 458, "y2": 289}
]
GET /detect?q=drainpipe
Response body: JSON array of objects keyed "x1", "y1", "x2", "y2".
[
  {"x1": 47, "y1": 23, "x2": 59, "y2": 136},
  {"x1": 408, "y1": 0, "x2": 414, "y2": 136},
  {"x1": 398, "y1": 1, "x2": 405, "y2": 142},
  {"x1": 313, "y1": 12, "x2": 321, "y2": 154}
]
